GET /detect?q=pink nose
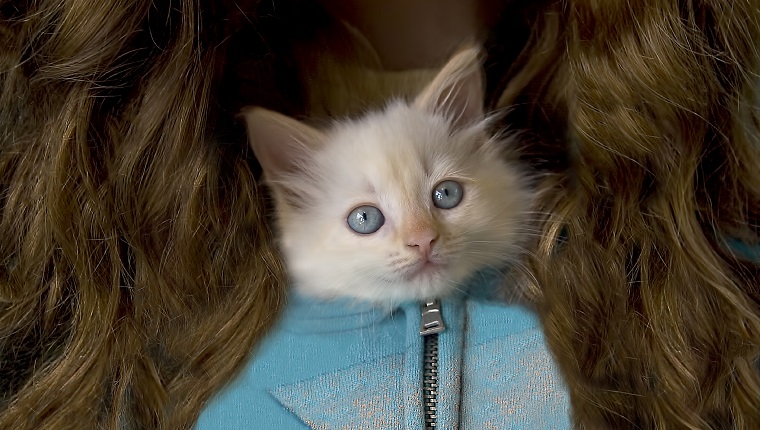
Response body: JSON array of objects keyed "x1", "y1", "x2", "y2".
[{"x1": 407, "y1": 230, "x2": 438, "y2": 257}]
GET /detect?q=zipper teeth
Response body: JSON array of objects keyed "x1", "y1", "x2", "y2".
[{"x1": 423, "y1": 333, "x2": 439, "y2": 429}]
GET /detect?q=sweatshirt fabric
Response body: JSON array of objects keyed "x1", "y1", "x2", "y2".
[{"x1": 196, "y1": 274, "x2": 571, "y2": 429}]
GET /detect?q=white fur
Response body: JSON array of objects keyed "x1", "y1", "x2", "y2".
[
  {"x1": 273, "y1": 105, "x2": 533, "y2": 308},
  {"x1": 246, "y1": 47, "x2": 534, "y2": 308}
]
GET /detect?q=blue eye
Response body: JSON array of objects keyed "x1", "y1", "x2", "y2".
[
  {"x1": 347, "y1": 205, "x2": 385, "y2": 234},
  {"x1": 432, "y1": 180, "x2": 463, "y2": 209}
]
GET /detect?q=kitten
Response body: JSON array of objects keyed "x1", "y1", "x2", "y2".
[{"x1": 243, "y1": 48, "x2": 533, "y2": 308}]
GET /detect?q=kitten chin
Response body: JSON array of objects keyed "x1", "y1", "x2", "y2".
[
  {"x1": 289, "y1": 267, "x2": 461, "y2": 311},
  {"x1": 245, "y1": 47, "x2": 534, "y2": 308}
]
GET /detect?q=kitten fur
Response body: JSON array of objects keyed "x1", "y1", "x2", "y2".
[{"x1": 244, "y1": 48, "x2": 533, "y2": 308}]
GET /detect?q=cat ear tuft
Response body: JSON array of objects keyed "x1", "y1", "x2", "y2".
[
  {"x1": 414, "y1": 47, "x2": 484, "y2": 128},
  {"x1": 241, "y1": 107, "x2": 325, "y2": 179}
]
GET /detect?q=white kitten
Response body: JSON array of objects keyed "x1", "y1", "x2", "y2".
[{"x1": 244, "y1": 48, "x2": 533, "y2": 308}]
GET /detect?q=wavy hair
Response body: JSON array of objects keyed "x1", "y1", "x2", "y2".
[
  {"x1": 0, "y1": 0, "x2": 284, "y2": 428},
  {"x1": 1, "y1": 0, "x2": 758, "y2": 429},
  {"x1": 499, "y1": 1, "x2": 760, "y2": 428}
]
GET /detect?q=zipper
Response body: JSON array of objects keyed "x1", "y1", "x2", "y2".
[{"x1": 420, "y1": 300, "x2": 445, "y2": 429}]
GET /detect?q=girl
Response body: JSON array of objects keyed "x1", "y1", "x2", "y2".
[{"x1": 1, "y1": 0, "x2": 758, "y2": 428}]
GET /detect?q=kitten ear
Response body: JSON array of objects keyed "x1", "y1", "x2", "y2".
[
  {"x1": 414, "y1": 47, "x2": 484, "y2": 128},
  {"x1": 242, "y1": 107, "x2": 325, "y2": 178}
]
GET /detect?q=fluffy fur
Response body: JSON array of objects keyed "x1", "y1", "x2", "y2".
[{"x1": 244, "y1": 49, "x2": 532, "y2": 307}]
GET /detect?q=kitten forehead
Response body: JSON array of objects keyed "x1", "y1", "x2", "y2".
[
  {"x1": 318, "y1": 111, "x2": 428, "y2": 204},
  {"x1": 319, "y1": 104, "x2": 479, "y2": 192}
]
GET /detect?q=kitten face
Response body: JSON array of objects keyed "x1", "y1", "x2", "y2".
[
  {"x1": 277, "y1": 107, "x2": 531, "y2": 306},
  {"x1": 244, "y1": 47, "x2": 533, "y2": 307}
]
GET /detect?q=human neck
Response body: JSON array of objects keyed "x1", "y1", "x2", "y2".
[{"x1": 318, "y1": 0, "x2": 500, "y2": 70}]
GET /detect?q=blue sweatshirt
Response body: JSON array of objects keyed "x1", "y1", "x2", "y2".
[{"x1": 196, "y1": 275, "x2": 571, "y2": 429}]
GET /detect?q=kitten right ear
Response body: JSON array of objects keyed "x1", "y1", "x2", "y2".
[
  {"x1": 414, "y1": 47, "x2": 484, "y2": 128},
  {"x1": 242, "y1": 107, "x2": 325, "y2": 178}
]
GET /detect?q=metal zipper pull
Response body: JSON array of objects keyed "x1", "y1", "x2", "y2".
[
  {"x1": 419, "y1": 300, "x2": 445, "y2": 336},
  {"x1": 420, "y1": 300, "x2": 444, "y2": 429}
]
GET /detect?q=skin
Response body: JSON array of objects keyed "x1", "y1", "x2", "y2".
[{"x1": 317, "y1": 0, "x2": 503, "y2": 70}]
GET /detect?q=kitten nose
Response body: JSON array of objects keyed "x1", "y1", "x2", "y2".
[{"x1": 407, "y1": 230, "x2": 438, "y2": 258}]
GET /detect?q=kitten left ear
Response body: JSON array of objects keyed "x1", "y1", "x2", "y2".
[
  {"x1": 414, "y1": 47, "x2": 484, "y2": 128},
  {"x1": 241, "y1": 107, "x2": 325, "y2": 180}
]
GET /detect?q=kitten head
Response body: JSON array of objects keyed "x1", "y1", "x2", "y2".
[{"x1": 244, "y1": 48, "x2": 533, "y2": 307}]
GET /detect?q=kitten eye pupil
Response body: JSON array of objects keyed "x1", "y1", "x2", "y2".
[
  {"x1": 347, "y1": 205, "x2": 384, "y2": 234},
  {"x1": 432, "y1": 180, "x2": 463, "y2": 209}
]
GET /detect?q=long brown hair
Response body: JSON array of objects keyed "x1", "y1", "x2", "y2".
[
  {"x1": 498, "y1": 1, "x2": 760, "y2": 428},
  {"x1": 0, "y1": 0, "x2": 284, "y2": 428},
  {"x1": 1, "y1": 0, "x2": 759, "y2": 429}
]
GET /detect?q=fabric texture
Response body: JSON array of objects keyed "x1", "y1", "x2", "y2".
[{"x1": 196, "y1": 274, "x2": 571, "y2": 429}]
